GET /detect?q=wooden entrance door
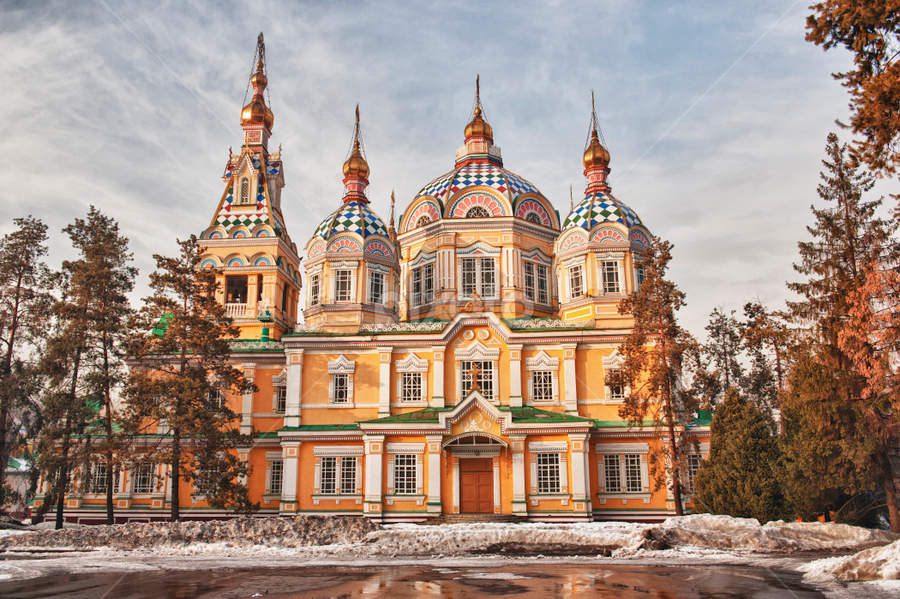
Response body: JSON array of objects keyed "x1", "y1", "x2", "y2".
[{"x1": 460, "y1": 458, "x2": 493, "y2": 513}]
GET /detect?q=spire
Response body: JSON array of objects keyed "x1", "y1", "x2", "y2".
[
  {"x1": 240, "y1": 33, "x2": 274, "y2": 131},
  {"x1": 570, "y1": 184, "x2": 574, "y2": 212},
  {"x1": 342, "y1": 104, "x2": 370, "y2": 202},
  {"x1": 388, "y1": 190, "x2": 398, "y2": 244},
  {"x1": 464, "y1": 74, "x2": 493, "y2": 141},
  {"x1": 583, "y1": 91, "x2": 611, "y2": 192}
]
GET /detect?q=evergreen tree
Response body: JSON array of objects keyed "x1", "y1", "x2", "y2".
[
  {"x1": 121, "y1": 237, "x2": 255, "y2": 521},
  {"x1": 58, "y1": 207, "x2": 137, "y2": 524},
  {"x1": 692, "y1": 387, "x2": 790, "y2": 523},
  {"x1": 607, "y1": 238, "x2": 698, "y2": 515},
  {"x1": 703, "y1": 307, "x2": 744, "y2": 405},
  {"x1": 807, "y1": 1, "x2": 900, "y2": 174},
  {"x1": 0, "y1": 217, "x2": 55, "y2": 508},
  {"x1": 786, "y1": 133, "x2": 900, "y2": 531}
]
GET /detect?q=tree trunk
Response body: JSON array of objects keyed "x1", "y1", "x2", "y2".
[
  {"x1": 668, "y1": 416, "x2": 684, "y2": 516},
  {"x1": 0, "y1": 273, "x2": 24, "y2": 504},
  {"x1": 881, "y1": 453, "x2": 900, "y2": 533},
  {"x1": 103, "y1": 333, "x2": 115, "y2": 525},
  {"x1": 170, "y1": 432, "x2": 181, "y2": 522},
  {"x1": 54, "y1": 418, "x2": 73, "y2": 530}
]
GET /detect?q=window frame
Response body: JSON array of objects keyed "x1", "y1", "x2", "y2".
[
  {"x1": 601, "y1": 260, "x2": 621, "y2": 294},
  {"x1": 568, "y1": 263, "x2": 584, "y2": 299},
  {"x1": 309, "y1": 273, "x2": 320, "y2": 307},
  {"x1": 334, "y1": 269, "x2": 353, "y2": 303},
  {"x1": 267, "y1": 459, "x2": 284, "y2": 495},
  {"x1": 461, "y1": 360, "x2": 494, "y2": 401},
  {"x1": 410, "y1": 263, "x2": 434, "y2": 308},
  {"x1": 392, "y1": 454, "x2": 418, "y2": 495},
  {"x1": 368, "y1": 270, "x2": 385, "y2": 305},
  {"x1": 535, "y1": 453, "x2": 562, "y2": 494},
  {"x1": 132, "y1": 462, "x2": 155, "y2": 495},
  {"x1": 460, "y1": 257, "x2": 497, "y2": 299}
]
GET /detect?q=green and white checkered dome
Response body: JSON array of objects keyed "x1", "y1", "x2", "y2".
[
  {"x1": 312, "y1": 200, "x2": 389, "y2": 240},
  {"x1": 562, "y1": 190, "x2": 644, "y2": 231}
]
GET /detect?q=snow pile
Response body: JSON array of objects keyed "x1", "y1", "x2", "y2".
[
  {"x1": 0, "y1": 516, "x2": 378, "y2": 551},
  {"x1": 360, "y1": 522, "x2": 652, "y2": 557},
  {"x1": 657, "y1": 515, "x2": 896, "y2": 553},
  {"x1": 800, "y1": 538, "x2": 900, "y2": 582}
]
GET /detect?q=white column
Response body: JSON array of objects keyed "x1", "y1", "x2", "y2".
[
  {"x1": 285, "y1": 350, "x2": 304, "y2": 428},
  {"x1": 241, "y1": 363, "x2": 255, "y2": 433},
  {"x1": 493, "y1": 455, "x2": 501, "y2": 514},
  {"x1": 510, "y1": 435, "x2": 527, "y2": 516},
  {"x1": 452, "y1": 454, "x2": 460, "y2": 513},
  {"x1": 508, "y1": 344, "x2": 523, "y2": 407},
  {"x1": 431, "y1": 346, "x2": 445, "y2": 408},
  {"x1": 569, "y1": 433, "x2": 589, "y2": 503},
  {"x1": 562, "y1": 343, "x2": 578, "y2": 414},
  {"x1": 426, "y1": 435, "x2": 442, "y2": 513},
  {"x1": 364, "y1": 435, "x2": 385, "y2": 519},
  {"x1": 280, "y1": 441, "x2": 301, "y2": 507},
  {"x1": 378, "y1": 347, "x2": 392, "y2": 416}
]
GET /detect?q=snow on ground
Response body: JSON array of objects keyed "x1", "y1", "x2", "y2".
[{"x1": 800, "y1": 538, "x2": 900, "y2": 583}]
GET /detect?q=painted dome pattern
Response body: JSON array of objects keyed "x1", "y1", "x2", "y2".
[
  {"x1": 563, "y1": 191, "x2": 644, "y2": 231},
  {"x1": 415, "y1": 163, "x2": 541, "y2": 205},
  {"x1": 313, "y1": 200, "x2": 389, "y2": 240}
]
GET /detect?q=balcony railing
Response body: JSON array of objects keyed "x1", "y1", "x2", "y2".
[{"x1": 225, "y1": 303, "x2": 247, "y2": 318}]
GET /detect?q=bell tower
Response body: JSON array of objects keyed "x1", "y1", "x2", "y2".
[{"x1": 198, "y1": 33, "x2": 303, "y2": 341}]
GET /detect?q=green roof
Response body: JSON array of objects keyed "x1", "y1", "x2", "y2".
[
  {"x1": 279, "y1": 424, "x2": 361, "y2": 432},
  {"x1": 360, "y1": 407, "x2": 453, "y2": 424},
  {"x1": 497, "y1": 405, "x2": 593, "y2": 423}
]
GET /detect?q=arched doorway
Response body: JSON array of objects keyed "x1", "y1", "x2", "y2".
[{"x1": 443, "y1": 433, "x2": 507, "y2": 515}]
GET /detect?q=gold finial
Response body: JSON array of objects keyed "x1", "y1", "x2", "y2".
[
  {"x1": 570, "y1": 184, "x2": 574, "y2": 211},
  {"x1": 583, "y1": 91, "x2": 610, "y2": 169},
  {"x1": 240, "y1": 32, "x2": 274, "y2": 130},
  {"x1": 465, "y1": 74, "x2": 493, "y2": 141},
  {"x1": 475, "y1": 74, "x2": 481, "y2": 116},
  {"x1": 390, "y1": 190, "x2": 395, "y2": 223},
  {"x1": 228, "y1": 146, "x2": 233, "y2": 159},
  {"x1": 343, "y1": 104, "x2": 369, "y2": 179},
  {"x1": 388, "y1": 190, "x2": 398, "y2": 243}
]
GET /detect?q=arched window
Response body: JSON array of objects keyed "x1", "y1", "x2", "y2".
[
  {"x1": 466, "y1": 206, "x2": 491, "y2": 218},
  {"x1": 416, "y1": 215, "x2": 432, "y2": 227},
  {"x1": 240, "y1": 178, "x2": 250, "y2": 205},
  {"x1": 525, "y1": 212, "x2": 542, "y2": 224}
]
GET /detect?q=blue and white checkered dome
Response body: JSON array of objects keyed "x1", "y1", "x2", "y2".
[
  {"x1": 413, "y1": 163, "x2": 545, "y2": 207},
  {"x1": 562, "y1": 191, "x2": 645, "y2": 231},
  {"x1": 312, "y1": 200, "x2": 389, "y2": 240}
]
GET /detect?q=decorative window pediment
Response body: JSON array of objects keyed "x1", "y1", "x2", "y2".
[
  {"x1": 328, "y1": 355, "x2": 356, "y2": 374},
  {"x1": 409, "y1": 250, "x2": 436, "y2": 268},
  {"x1": 455, "y1": 341, "x2": 500, "y2": 361},
  {"x1": 602, "y1": 350, "x2": 625, "y2": 369},
  {"x1": 271, "y1": 368, "x2": 287, "y2": 386},
  {"x1": 457, "y1": 241, "x2": 501, "y2": 257},
  {"x1": 525, "y1": 350, "x2": 559, "y2": 371},
  {"x1": 395, "y1": 353, "x2": 429, "y2": 373}
]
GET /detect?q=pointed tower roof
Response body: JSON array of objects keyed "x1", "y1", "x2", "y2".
[{"x1": 240, "y1": 33, "x2": 274, "y2": 131}]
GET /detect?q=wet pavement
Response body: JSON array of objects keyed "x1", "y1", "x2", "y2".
[{"x1": 0, "y1": 564, "x2": 827, "y2": 598}]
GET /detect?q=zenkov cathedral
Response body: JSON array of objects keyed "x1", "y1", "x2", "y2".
[{"x1": 42, "y1": 36, "x2": 710, "y2": 523}]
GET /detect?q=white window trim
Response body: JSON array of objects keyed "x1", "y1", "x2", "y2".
[
  {"x1": 265, "y1": 452, "x2": 284, "y2": 496},
  {"x1": 525, "y1": 350, "x2": 560, "y2": 404},
  {"x1": 313, "y1": 452, "x2": 363, "y2": 498},
  {"x1": 457, "y1": 256, "x2": 498, "y2": 300},
  {"x1": 602, "y1": 350, "x2": 629, "y2": 404},
  {"x1": 333, "y1": 268, "x2": 356, "y2": 303},
  {"x1": 272, "y1": 368, "x2": 287, "y2": 413},
  {"x1": 131, "y1": 462, "x2": 157, "y2": 495},
  {"x1": 596, "y1": 443, "x2": 651, "y2": 502},
  {"x1": 410, "y1": 262, "x2": 435, "y2": 308},
  {"x1": 328, "y1": 355, "x2": 356, "y2": 406},
  {"x1": 368, "y1": 270, "x2": 386, "y2": 305},
  {"x1": 522, "y1": 258, "x2": 551, "y2": 306},
  {"x1": 527, "y1": 446, "x2": 569, "y2": 501},
  {"x1": 567, "y1": 263, "x2": 585, "y2": 300},
  {"x1": 394, "y1": 354, "x2": 429, "y2": 406},
  {"x1": 386, "y1": 449, "x2": 425, "y2": 498},
  {"x1": 455, "y1": 342, "x2": 500, "y2": 402}
]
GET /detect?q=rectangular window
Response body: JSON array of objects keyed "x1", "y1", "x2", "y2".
[
  {"x1": 368, "y1": 271, "x2": 384, "y2": 305},
  {"x1": 687, "y1": 454, "x2": 702, "y2": 493},
  {"x1": 523, "y1": 262, "x2": 550, "y2": 305},
  {"x1": 636, "y1": 265, "x2": 645, "y2": 289},
  {"x1": 310, "y1": 274, "x2": 320, "y2": 306},
  {"x1": 536, "y1": 453, "x2": 561, "y2": 494},
  {"x1": 524, "y1": 262, "x2": 536, "y2": 302},
  {"x1": 531, "y1": 371, "x2": 553, "y2": 402},
  {"x1": 332, "y1": 374, "x2": 350, "y2": 403},
  {"x1": 602, "y1": 261, "x2": 620, "y2": 294},
  {"x1": 88, "y1": 463, "x2": 119, "y2": 495},
  {"x1": 603, "y1": 454, "x2": 620, "y2": 493},
  {"x1": 393, "y1": 454, "x2": 417, "y2": 494},
  {"x1": 411, "y1": 264, "x2": 433, "y2": 307},
  {"x1": 625, "y1": 454, "x2": 642, "y2": 492},
  {"x1": 132, "y1": 463, "x2": 154, "y2": 494},
  {"x1": 269, "y1": 460, "x2": 284, "y2": 494},
  {"x1": 334, "y1": 270, "x2": 352, "y2": 302},
  {"x1": 207, "y1": 388, "x2": 224, "y2": 410},
  {"x1": 401, "y1": 372, "x2": 423, "y2": 402},
  {"x1": 340, "y1": 457, "x2": 357, "y2": 495},
  {"x1": 609, "y1": 375, "x2": 625, "y2": 401},
  {"x1": 321, "y1": 456, "x2": 337, "y2": 494},
  {"x1": 461, "y1": 258, "x2": 477, "y2": 297},
  {"x1": 461, "y1": 361, "x2": 493, "y2": 400},
  {"x1": 275, "y1": 386, "x2": 287, "y2": 413},
  {"x1": 537, "y1": 264, "x2": 549, "y2": 304},
  {"x1": 480, "y1": 258, "x2": 495, "y2": 298},
  {"x1": 568, "y1": 264, "x2": 584, "y2": 299}
]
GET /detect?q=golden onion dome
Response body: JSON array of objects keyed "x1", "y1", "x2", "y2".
[
  {"x1": 343, "y1": 140, "x2": 370, "y2": 179},
  {"x1": 240, "y1": 60, "x2": 274, "y2": 129},
  {"x1": 583, "y1": 128, "x2": 610, "y2": 169},
  {"x1": 465, "y1": 105, "x2": 493, "y2": 140}
]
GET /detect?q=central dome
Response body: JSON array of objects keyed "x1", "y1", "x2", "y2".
[{"x1": 413, "y1": 163, "x2": 542, "y2": 206}]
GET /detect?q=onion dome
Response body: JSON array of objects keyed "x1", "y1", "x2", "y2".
[
  {"x1": 312, "y1": 200, "x2": 389, "y2": 240},
  {"x1": 240, "y1": 35, "x2": 274, "y2": 130},
  {"x1": 563, "y1": 191, "x2": 644, "y2": 231},
  {"x1": 343, "y1": 138, "x2": 370, "y2": 179},
  {"x1": 583, "y1": 127, "x2": 610, "y2": 170},
  {"x1": 464, "y1": 75, "x2": 493, "y2": 141}
]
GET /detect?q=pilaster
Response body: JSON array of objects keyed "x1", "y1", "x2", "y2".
[
  {"x1": 241, "y1": 363, "x2": 256, "y2": 434},
  {"x1": 280, "y1": 441, "x2": 301, "y2": 513},
  {"x1": 562, "y1": 343, "x2": 579, "y2": 414},
  {"x1": 426, "y1": 435, "x2": 443, "y2": 513},
  {"x1": 510, "y1": 434, "x2": 527, "y2": 517},
  {"x1": 508, "y1": 344, "x2": 523, "y2": 407},
  {"x1": 431, "y1": 345, "x2": 445, "y2": 408},
  {"x1": 378, "y1": 347, "x2": 392, "y2": 416},
  {"x1": 363, "y1": 435, "x2": 385, "y2": 519},
  {"x1": 285, "y1": 350, "x2": 304, "y2": 428}
]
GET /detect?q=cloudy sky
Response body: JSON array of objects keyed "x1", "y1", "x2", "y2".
[{"x1": 1, "y1": 0, "x2": 895, "y2": 336}]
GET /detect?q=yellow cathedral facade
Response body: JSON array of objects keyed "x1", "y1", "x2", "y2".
[{"x1": 39, "y1": 37, "x2": 710, "y2": 524}]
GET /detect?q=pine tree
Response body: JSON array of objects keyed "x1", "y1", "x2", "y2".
[
  {"x1": 58, "y1": 207, "x2": 137, "y2": 524},
  {"x1": 692, "y1": 387, "x2": 790, "y2": 523},
  {"x1": 806, "y1": 1, "x2": 900, "y2": 174},
  {"x1": 703, "y1": 307, "x2": 744, "y2": 406},
  {"x1": 786, "y1": 133, "x2": 900, "y2": 531},
  {"x1": 606, "y1": 238, "x2": 698, "y2": 515},
  {"x1": 0, "y1": 217, "x2": 55, "y2": 508},
  {"x1": 121, "y1": 236, "x2": 255, "y2": 521}
]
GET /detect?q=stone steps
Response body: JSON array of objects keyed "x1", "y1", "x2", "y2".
[{"x1": 418, "y1": 513, "x2": 525, "y2": 525}]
